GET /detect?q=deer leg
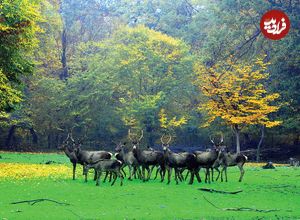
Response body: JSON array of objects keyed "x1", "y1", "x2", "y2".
[
  {"x1": 96, "y1": 171, "x2": 101, "y2": 186},
  {"x1": 178, "y1": 169, "x2": 184, "y2": 182},
  {"x1": 72, "y1": 163, "x2": 76, "y2": 180},
  {"x1": 185, "y1": 170, "x2": 190, "y2": 181},
  {"x1": 189, "y1": 169, "x2": 195, "y2": 185},
  {"x1": 154, "y1": 167, "x2": 160, "y2": 180},
  {"x1": 195, "y1": 168, "x2": 202, "y2": 183},
  {"x1": 224, "y1": 167, "x2": 228, "y2": 182},
  {"x1": 93, "y1": 169, "x2": 97, "y2": 181},
  {"x1": 220, "y1": 167, "x2": 224, "y2": 182},
  {"x1": 146, "y1": 166, "x2": 151, "y2": 181},
  {"x1": 167, "y1": 167, "x2": 172, "y2": 185},
  {"x1": 211, "y1": 168, "x2": 214, "y2": 182},
  {"x1": 206, "y1": 168, "x2": 211, "y2": 183},
  {"x1": 121, "y1": 167, "x2": 126, "y2": 177},
  {"x1": 119, "y1": 171, "x2": 124, "y2": 186},
  {"x1": 137, "y1": 166, "x2": 142, "y2": 179},
  {"x1": 111, "y1": 172, "x2": 117, "y2": 186},
  {"x1": 148, "y1": 165, "x2": 155, "y2": 179},
  {"x1": 174, "y1": 168, "x2": 179, "y2": 185},
  {"x1": 128, "y1": 165, "x2": 133, "y2": 180},
  {"x1": 109, "y1": 172, "x2": 113, "y2": 182},
  {"x1": 160, "y1": 167, "x2": 165, "y2": 182},
  {"x1": 142, "y1": 166, "x2": 146, "y2": 182},
  {"x1": 204, "y1": 168, "x2": 208, "y2": 183},
  {"x1": 103, "y1": 171, "x2": 109, "y2": 183},
  {"x1": 215, "y1": 167, "x2": 221, "y2": 181},
  {"x1": 84, "y1": 165, "x2": 88, "y2": 183},
  {"x1": 238, "y1": 164, "x2": 245, "y2": 182}
]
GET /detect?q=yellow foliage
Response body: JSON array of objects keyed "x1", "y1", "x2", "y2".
[
  {"x1": 0, "y1": 163, "x2": 71, "y2": 179},
  {"x1": 195, "y1": 57, "x2": 281, "y2": 128},
  {"x1": 159, "y1": 108, "x2": 187, "y2": 129}
]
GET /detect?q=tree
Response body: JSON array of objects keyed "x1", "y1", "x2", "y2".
[
  {"x1": 67, "y1": 25, "x2": 194, "y2": 146},
  {"x1": 0, "y1": 0, "x2": 43, "y2": 82},
  {"x1": 0, "y1": 70, "x2": 22, "y2": 120},
  {"x1": 0, "y1": 0, "x2": 42, "y2": 120},
  {"x1": 195, "y1": 57, "x2": 281, "y2": 153}
]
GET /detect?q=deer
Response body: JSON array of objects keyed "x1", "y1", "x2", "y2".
[
  {"x1": 83, "y1": 159, "x2": 124, "y2": 186},
  {"x1": 161, "y1": 134, "x2": 198, "y2": 185},
  {"x1": 189, "y1": 135, "x2": 223, "y2": 184},
  {"x1": 213, "y1": 143, "x2": 248, "y2": 182},
  {"x1": 68, "y1": 127, "x2": 113, "y2": 182},
  {"x1": 73, "y1": 143, "x2": 113, "y2": 182},
  {"x1": 130, "y1": 130, "x2": 165, "y2": 182},
  {"x1": 57, "y1": 133, "x2": 78, "y2": 180},
  {"x1": 115, "y1": 141, "x2": 141, "y2": 180}
]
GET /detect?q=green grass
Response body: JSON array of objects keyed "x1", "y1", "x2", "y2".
[{"x1": 0, "y1": 152, "x2": 300, "y2": 220}]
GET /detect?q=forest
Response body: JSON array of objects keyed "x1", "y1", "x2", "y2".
[{"x1": 0, "y1": 0, "x2": 299, "y2": 161}]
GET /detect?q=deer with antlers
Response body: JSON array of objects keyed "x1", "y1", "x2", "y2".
[
  {"x1": 161, "y1": 134, "x2": 198, "y2": 185},
  {"x1": 189, "y1": 135, "x2": 223, "y2": 184},
  {"x1": 59, "y1": 126, "x2": 113, "y2": 182},
  {"x1": 129, "y1": 130, "x2": 165, "y2": 182},
  {"x1": 57, "y1": 133, "x2": 78, "y2": 180},
  {"x1": 115, "y1": 141, "x2": 140, "y2": 180},
  {"x1": 213, "y1": 141, "x2": 248, "y2": 182}
]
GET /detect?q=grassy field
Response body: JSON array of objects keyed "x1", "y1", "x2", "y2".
[{"x1": 0, "y1": 152, "x2": 299, "y2": 220}]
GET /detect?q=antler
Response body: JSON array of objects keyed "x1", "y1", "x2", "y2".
[
  {"x1": 70, "y1": 126, "x2": 75, "y2": 143},
  {"x1": 209, "y1": 135, "x2": 215, "y2": 145},
  {"x1": 220, "y1": 133, "x2": 224, "y2": 144},
  {"x1": 160, "y1": 134, "x2": 166, "y2": 144},
  {"x1": 128, "y1": 129, "x2": 133, "y2": 141},
  {"x1": 77, "y1": 124, "x2": 89, "y2": 144},
  {"x1": 166, "y1": 134, "x2": 172, "y2": 144},
  {"x1": 63, "y1": 133, "x2": 70, "y2": 143},
  {"x1": 138, "y1": 130, "x2": 143, "y2": 141},
  {"x1": 161, "y1": 134, "x2": 172, "y2": 145}
]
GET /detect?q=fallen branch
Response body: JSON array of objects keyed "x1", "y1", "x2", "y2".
[
  {"x1": 198, "y1": 188, "x2": 243, "y2": 194},
  {"x1": 11, "y1": 199, "x2": 70, "y2": 206},
  {"x1": 203, "y1": 196, "x2": 279, "y2": 213}
]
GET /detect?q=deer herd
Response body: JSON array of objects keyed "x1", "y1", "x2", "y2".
[{"x1": 58, "y1": 129, "x2": 247, "y2": 186}]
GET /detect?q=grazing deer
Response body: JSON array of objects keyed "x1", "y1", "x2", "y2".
[
  {"x1": 161, "y1": 134, "x2": 198, "y2": 185},
  {"x1": 213, "y1": 144, "x2": 248, "y2": 182},
  {"x1": 130, "y1": 130, "x2": 165, "y2": 182}
]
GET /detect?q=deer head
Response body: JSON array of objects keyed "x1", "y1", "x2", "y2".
[
  {"x1": 58, "y1": 128, "x2": 76, "y2": 150},
  {"x1": 209, "y1": 133, "x2": 225, "y2": 148},
  {"x1": 128, "y1": 129, "x2": 143, "y2": 149},
  {"x1": 161, "y1": 134, "x2": 172, "y2": 151},
  {"x1": 114, "y1": 141, "x2": 126, "y2": 152}
]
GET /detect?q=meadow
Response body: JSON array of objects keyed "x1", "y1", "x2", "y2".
[{"x1": 0, "y1": 152, "x2": 299, "y2": 220}]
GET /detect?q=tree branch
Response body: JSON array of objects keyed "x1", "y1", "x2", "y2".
[{"x1": 11, "y1": 199, "x2": 70, "y2": 206}]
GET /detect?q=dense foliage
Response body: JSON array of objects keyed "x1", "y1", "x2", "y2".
[{"x1": 0, "y1": 0, "x2": 299, "y2": 157}]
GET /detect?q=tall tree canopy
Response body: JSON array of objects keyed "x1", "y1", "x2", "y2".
[
  {"x1": 195, "y1": 57, "x2": 281, "y2": 152},
  {"x1": 0, "y1": 0, "x2": 42, "y2": 120}
]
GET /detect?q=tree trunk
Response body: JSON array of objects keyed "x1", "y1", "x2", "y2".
[
  {"x1": 233, "y1": 125, "x2": 241, "y2": 153},
  {"x1": 60, "y1": 26, "x2": 68, "y2": 80},
  {"x1": 256, "y1": 125, "x2": 265, "y2": 162},
  {"x1": 59, "y1": 0, "x2": 68, "y2": 80},
  {"x1": 47, "y1": 134, "x2": 51, "y2": 149},
  {"x1": 6, "y1": 125, "x2": 16, "y2": 149}
]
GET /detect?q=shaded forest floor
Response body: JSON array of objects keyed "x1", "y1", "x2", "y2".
[{"x1": 0, "y1": 152, "x2": 299, "y2": 219}]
